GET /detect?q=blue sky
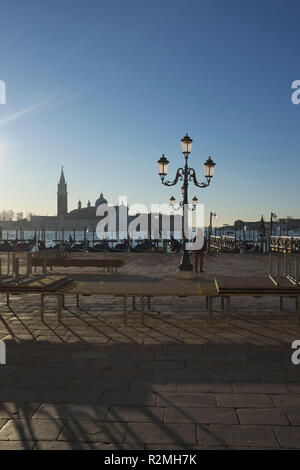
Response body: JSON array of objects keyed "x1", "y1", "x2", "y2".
[{"x1": 0, "y1": 0, "x2": 299, "y2": 225}]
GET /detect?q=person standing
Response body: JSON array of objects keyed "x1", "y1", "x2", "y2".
[{"x1": 193, "y1": 234, "x2": 207, "y2": 273}]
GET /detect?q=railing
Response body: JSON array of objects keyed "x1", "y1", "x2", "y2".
[
  {"x1": 209, "y1": 235, "x2": 239, "y2": 253},
  {"x1": 222, "y1": 235, "x2": 239, "y2": 252},
  {"x1": 269, "y1": 236, "x2": 300, "y2": 253},
  {"x1": 209, "y1": 235, "x2": 222, "y2": 252}
]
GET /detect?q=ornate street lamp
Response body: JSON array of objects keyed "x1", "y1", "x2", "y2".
[
  {"x1": 157, "y1": 154, "x2": 169, "y2": 177},
  {"x1": 157, "y1": 133, "x2": 216, "y2": 271},
  {"x1": 192, "y1": 196, "x2": 198, "y2": 208}
]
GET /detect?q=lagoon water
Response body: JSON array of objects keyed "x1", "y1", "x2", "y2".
[{"x1": 1, "y1": 228, "x2": 299, "y2": 249}]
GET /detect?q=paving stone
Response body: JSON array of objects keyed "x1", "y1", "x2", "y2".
[
  {"x1": 286, "y1": 408, "x2": 300, "y2": 425},
  {"x1": 237, "y1": 408, "x2": 289, "y2": 425},
  {"x1": 206, "y1": 371, "x2": 259, "y2": 381},
  {"x1": 0, "y1": 419, "x2": 64, "y2": 441},
  {"x1": 32, "y1": 403, "x2": 108, "y2": 420},
  {"x1": 232, "y1": 382, "x2": 289, "y2": 394},
  {"x1": 146, "y1": 444, "x2": 227, "y2": 449},
  {"x1": 12, "y1": 366, "x2": 104, "y2": 379},
  {"x1": 157, "y1": 393, "x2": 216, "y2": 407},
  {"x1": 89, "y1": 359, "x2": 139, "y2": 369},
  {"x1": 70, "y1": 350, "x2": 112, "y2": 360},
  {"x1": 68, "y1": 378, "x2": 130, "y2": 391},
  {"x1": 272, "y1": 394, "x2": 300, "y2": 408},
  {"x1": 185, "y1": 361, "x2": 241, "y2": 370},
  {"x1": 216, "y1": 394, "x2": 274, "y2": 408},
  {"x1": 100, "y1": 392, "x2": 157, "y2": 406},
  {"x1": 273, "y1": 426, "x2": 300, "y2": 449},
  {"x1": 14, "y1": 377, "x2": 70, "y2": 389},
  {"x1": 35, "y1": 441, "x2": 145, "y2": 450},
  {"x1": 0, "y1": 388, "x2": 42, "y2": 402},
  {"x1": 45, "y1": 358, "x2": 91, "y2": 368},
  {"x1": 152, "y1": 370, "x2": 207, "y2": 381},
  {"x1": 139, "y1": 361, "x2": 185, "y2": 370},
  {"x1": 239, "y1": 361, "x2": 288, "y2": 371},
  {"x1": 177, "y1": 382, "x2": 232, "y2": 393},
  {"x1": 58, "y1": 420, "x2": 126, "y2": 443},
  {"x1": 102, "y1": 369, "x2": 152, "y2": 380},
  {"x1": 0, "y1": 402, "x2": 40, "y2": 418},
  {"x1": 106, "y1": 406, "x2": 163, "y2": 422},
  {"x1": 287, "y1": 383, "x2": 300, "y2": 393},
  {"x1": 0, "y1": 440, "x2": 36, "y2": 450},
  {"x1": 130, "y1": 380, "x2": 176, "y2": 392},
  {"x1": 259, "y1": 371, "x2": 300, "y2": 382},
  {"x1": 38, "y1": 389, "x2": 101, "y2": 404},
  {"x1": 126, "y1": 422, "x2": 196, "y2": 444},
  {"x1": 35, "y1": 441, "x2": 92, "y2": 450},
  {"x1": 196, "y1": 424, "x2": 279, "y2": 448},
  {"x1": 165, "y1": 407, "x2": 238, "y2": 424}
]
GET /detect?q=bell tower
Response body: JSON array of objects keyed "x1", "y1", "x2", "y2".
[{"x1": 57, "y1": 166, "x2": 68, "y2": 217}]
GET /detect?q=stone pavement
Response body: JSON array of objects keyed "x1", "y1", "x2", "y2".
[{"x1": 0, "y1": 252, "x2": 299, "y2": 449}]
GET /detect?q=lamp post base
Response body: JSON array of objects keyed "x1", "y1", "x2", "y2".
[
  {"x1": 176, "y1": 270, "x2": 197, "y2": 280},
  {"x1": 178, "y1": 251, "x2": 193, "y2": 272}
]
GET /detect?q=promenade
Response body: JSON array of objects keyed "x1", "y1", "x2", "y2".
[{"x1": 0, "y1": 252, "x2": 299, "y2": 449}]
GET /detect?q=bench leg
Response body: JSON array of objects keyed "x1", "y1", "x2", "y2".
[
  {"x1": 208, "y1": 296, "x2": 213, "y2": 322},
  {"x1": 226, "y1": 296, "x2": 231, "y2": 316},
  {"x1": 280, "y1": 296, "x2": 283, "y2": 312},
  {"x1": 132, "y1": 296, "x2": 136, "y2": 311},
  {"x1": 205, "y1": 296, "x2": 208, "y2": 310},
  {"x1": 140, "y1": 296, "x2": 145, "y2": 325},
  {"x1": 57, "y1": 295, "x2": 62, "y2": 322},
  {"x1": 41, "y1": 294, "x2": 45, "y2": 321},
  {"x1": 297, "y1": 296, "x2": 300, "y2": 325},
  {"x1": 221, "y1": 297, "x2": 225, "y2": 310},
  {"x1": 76, "y1": 294, "x2": 80, "y2": 307},
  {"x1": 123, "y1": 296, "x2": 127, "y2": 325},
  {"x1": 147, "y1": 296, "x2": 151, "y2": 310}
]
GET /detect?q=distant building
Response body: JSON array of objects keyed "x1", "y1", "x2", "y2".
[
  {"x1": 57, "y1": 167, "x2": 68, "y2": 217},
  {"x1": 234, "y1": 218, "x2": 300, "y2": 231},
  {"x1": 28, "y1": 168, "x2": 181, "y2": 236}
]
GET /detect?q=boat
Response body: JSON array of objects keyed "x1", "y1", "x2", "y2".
[
  {"x1": 0, "y1": 240, "x2": 13, "y2": 251},
  {"x1": 88, "y1": 241, "x2": 109, "y2": 252},
  {"x1": 168, "y1": 237, "x2": 183, "y2": 253},
  {"x1": 109, "y1": 239, "x2": 128, "y2": 252},
  {"x1": 132, "y1": 239, "x2": 155, "y2": 252}
]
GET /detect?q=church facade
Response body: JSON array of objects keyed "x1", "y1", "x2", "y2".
[
  {"x1": 30, "y1": 168, "x2": 180, "y2": 235},
  {"x1": 31, "y1": 168, "x2": 119, "y2": 230}
]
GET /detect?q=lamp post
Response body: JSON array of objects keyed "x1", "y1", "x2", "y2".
[
  {"x1": 208, "y1": 212, "x2": 217, "y2": 253},
  {"x1": 157, "y1": 133, "x2": 216, "y2": 271},
  {"x1": 270, "y1": 212, "x2": 277, "y2": 237},
  {"x1": 259, "y1": 215, "x2": 266, "y2": 253}
]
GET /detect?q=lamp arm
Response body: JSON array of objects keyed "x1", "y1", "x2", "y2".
[
  {"x1": 161, "y1": 168, "x2": 184, "y2": 186},
  {"x1": 188, "y1": 168, "x2": 210, "y2": 188}
]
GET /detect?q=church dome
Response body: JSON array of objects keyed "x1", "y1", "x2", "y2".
[{"x1": 95, "y1": 192, "x2": 108, "y2": 207}]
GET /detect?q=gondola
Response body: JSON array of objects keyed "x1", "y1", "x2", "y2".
[
  {"x1": 168, "y1": 237, "x2": 183, "y2": 253},
  {"x1": 132, "y1": 239, "x2": 155, "y2": 252},
  {"x1": 88, "y1": 241, "x2": 109, "y2": 252},
  {"x1": 0, "y1": 240, "x2": 13, "y2": 251},
  {"x1": 13, "y1": 238, "x2": 36, "y2": 251},
  {"x1": 109, "y1": 239, "x2": 128, "y2": 252}
]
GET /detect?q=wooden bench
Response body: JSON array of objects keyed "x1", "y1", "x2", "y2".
[
  {"x1": 40, "y1": 280, "x2": 218, "y2": 324},
  {"x1": 32, "y1": 257, "x2": 125, "y2": 273},
  {"x1": 0, "y1": 275, "x2": 72, "y2": 322},
  {"x1": 214, "y1": 277, "x2": 300, "y2": 323}
]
